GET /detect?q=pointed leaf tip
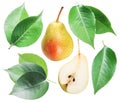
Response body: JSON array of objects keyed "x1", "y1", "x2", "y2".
[
  {"x1": 87, "y1": 6, "x2": 115, "y2": 34},
  {"x1": 38, "y1": 11, "x2": 43, "y2": 17},
  {"x1": 22, "y1": 3, "x2": 25, "y2": 7}
]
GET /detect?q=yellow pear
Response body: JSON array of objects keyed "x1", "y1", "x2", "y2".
[{"x1": 42, "y1": 7, "x2": 73, "y2": 61}]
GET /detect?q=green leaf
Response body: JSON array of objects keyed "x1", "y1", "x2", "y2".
[
  {"x1": 6, "y1": 62, "x2": 46, "y2": 82},
  {"x1": 69, "y1": 5, "x2": 95, "y2": 48},
  {"x1": 4, "y1": 4, "x2": 28, "y2": 44},
  {"x1": 87, "y1": 6, "x2": 115, "y2": 34},
  {"x1": 10, "y1": 72, "x2": 49, "y2": 100},
  {"x1": 9, "y1": 12, "x2": 43, "y2": 49},
  {"x1": 19, "y1": 53, "x2": 48, "y2": 76},
  {"x1": 92, "y1": 46, "x2": 117, "y2": 94}
]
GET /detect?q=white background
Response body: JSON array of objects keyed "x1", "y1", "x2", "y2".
[{"x1": 0, "y1": 0, "x2": 120, "y2": 102}]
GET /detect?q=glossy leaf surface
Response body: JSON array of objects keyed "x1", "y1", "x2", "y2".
[
  {"x1": 19, "y1": 53, "x2": 48, "y2": 76},
  {"x1": 6, "y1": 62, "x2": 46, "y2": 82},
  {"x1": 69, "y1": 5, "x2": 95, "y2": 48},
  {"x1": 92, "y1": 46, "x2": 117, "y2": 94},
  {"x1": 4, "y1": 4, "x2": 28, "y2": 44},
  {"x1": 87, "y1": 6, "x2": 115, "y2": 34},
  {"x1": 10, "y1": 72, "x2": 49, "y2": 99},
  {"x1": 10, "y1": 13, "x2": 43, "y2": 48}
]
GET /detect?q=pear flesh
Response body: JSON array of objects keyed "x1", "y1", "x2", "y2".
[
  {"x1": 42, "y1": 22, "x2": 73, "y2": 61},
  {"x1": 58, "y1": 53, "x2": 89, "y2": 94}
]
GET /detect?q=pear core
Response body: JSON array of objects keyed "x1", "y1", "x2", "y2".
[{"x1": 58, "y1": 54, "x2": 89, "y2": 93}]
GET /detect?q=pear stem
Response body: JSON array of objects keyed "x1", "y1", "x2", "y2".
[
  {"x1": 78, "y1": 39, "x2": 80, "y2": 55},
  {"x1": 56, "y1": 6, "x2": 64, "y2": 22}
]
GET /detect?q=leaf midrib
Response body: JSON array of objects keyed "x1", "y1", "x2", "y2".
[
  {"x1": 12, "y1": 16, "x2": 40, "y2": 45},
  {"x1": 76, "y1": 6, "x2": 93, "y2": 44},
  {"x1": 95, "y1": 47, "x2": 106, "y2": 89}
]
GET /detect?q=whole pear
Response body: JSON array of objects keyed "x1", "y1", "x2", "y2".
[{"x1": 42, "y1": 7, "x2": 73, "y2": 61}]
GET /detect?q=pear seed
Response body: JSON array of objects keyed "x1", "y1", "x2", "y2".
[
  {"x1": 68, "y1": 75, "x2": 72, "y2": 78},
  {"x1": 73, "y1": 78, "x2": 75, "y2": 82}
]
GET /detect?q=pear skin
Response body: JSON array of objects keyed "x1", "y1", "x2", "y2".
[
  {"x1": 42, "y1": 22, "x2": 73, "y2": 61},
  {"x1": 42, "y1": 7, "x2": 73, "y2": 61}
]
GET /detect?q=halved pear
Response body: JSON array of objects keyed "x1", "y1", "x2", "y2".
[{"x1": 58, "y1": 53, "x2": 89, "y2": 94}]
